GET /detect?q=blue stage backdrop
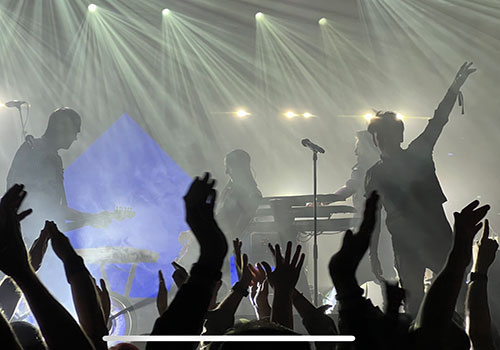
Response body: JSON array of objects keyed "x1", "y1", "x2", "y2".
[{"x1": 64, "y1": 114, "x2": 192, "y2": 298}]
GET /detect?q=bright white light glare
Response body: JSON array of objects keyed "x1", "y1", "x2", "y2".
[
  {"x1": 319, "y1": 18, "x2": 327, "y2": 25},
  {"x1": 88, "y1": 4, "x2": 97, "y2": 12},
  {"x1": 285, "y1": 111, "x2": 297, "y2": 119},
  {"x1": 235, "y1": 109, "x2": 250, "y2": 118},
  {"x1": 364, "y1": 113, "x2": 374, "y2": 121},
  {"x1": 162, "y1": 8, "x2": 170, "y2": 16},
  {"x1": 255, "y1": 12, "x2": 264, "y2": 20},
  {"x1": 0, "y1": 103, "x2": 5, "y2": 108},
  {"x1": 396, "y1": 113, "x2": 404, "y2": 120},
  {"x1": 303, "y1": 112, "x2": 312, "y2": 118}
]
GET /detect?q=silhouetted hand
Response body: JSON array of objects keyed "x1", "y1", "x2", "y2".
[
  {"x1": 183, "y1": 173, "x2": 228, "y2": 266},
  {"x1": 383, "y1": 281, "x2": 406, "y2": 316},
  {"x1": 233, "y1": 238, "x2": 243, "y2": 278},
  {"x1": 0, "y1": 184, "x2": 33, "y2": 278},
  {"x1": 157, "y1": 270, "x2": 168, "y2": 316},
  {"x1": 29, "y1": 222, "x2": 51, "y2": 271},
  {"x1": 329, "y1": 191, "x2": 379, "y2": 281},
  {"x1": 370, "y1": 253, "x2": 384, "y2": 284},
  {"x1": 95, "y1": 278, "x2": 110, "y2": 325},
  {"x1": 262, "y1": 241, "x2": 305, "y2": 293},
  {"x1": 450, "y1": 62, "x2": 476, "y2": 92},
  {"x1": 473, "y1": 219, "x2": 498, "y2": 274},
  {"x1": 45, "y1": 221, "x2": 79, "y2": 263},
  {"x1": 171, "y1": 261, "x2": 189, "y2": 287},
  {"x1": 249, "y1": 263, "x2": 267, "y2": 300},
  {"x1": 452, "y1": 200, "x2": 490, "y2": 267}
]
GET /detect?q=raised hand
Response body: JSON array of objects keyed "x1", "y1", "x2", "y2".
[
  {"x1": 29, "y1": 222, "x2": 51, "y2": 271},
  {"x1": 45, "y1": 221, "x2": 79, "y2": 263},
  {"x1": 157, "y1": 270, "x2": 168, "y2": 316},
  {"x1": 329, "y1": 191, "x2": 379, "y2": 281},
  {"x1": 450, "y1": 61, "x2": 476, "y2": 92},
  {"x1": 249, "y1": 262, "x2": 267, "y2": 300},
  {"x1": 171, "y1": 261, "x2": 189, "y2": 287},
  {"x1": 452, "y1": 200, "x2": 490, "y2": 267},
  {"x1": 95, "y1": 278, "x2": 111, "y2": 325},
  {"x1": 472, "y1": 220, "x2": 498, "y2": 274},
  {"x1": 233, "y1": 238, "x2": 243, "y2": 278},
  {"x1": 0, "y1": 184, "x2": 33, "y2": 277},
  {"x1": 262, "y1": 241, "x2": 305, "y2": 293},
  {"x1": 183, "y1": 173, "x2": 228, "y2": 266}
]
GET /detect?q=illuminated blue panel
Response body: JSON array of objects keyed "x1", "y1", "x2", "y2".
[{"x1": 64, "y1": 114, "x2": 192, "y2": 298}]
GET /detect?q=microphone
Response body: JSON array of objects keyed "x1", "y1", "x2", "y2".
[
  {"x1": 4, "y1": 100, "x2": 27, "y2": 108},
  {"x1": 301, "y1": 138, "x2": 325, "y2": 154}
]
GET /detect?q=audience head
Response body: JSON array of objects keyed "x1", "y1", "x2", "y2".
[
  {"x1": 210, "y1": 319, "x2": 311, "y2": 350},
  {"x1": 43, "y1": 107, "x2": 81, "y2": 150},
  {"x1": 367, "y1": 111, "x2": 404, "y2": 152},
  {"x1": 10, "y1": 321, "x2": 47, "y2": 350}
]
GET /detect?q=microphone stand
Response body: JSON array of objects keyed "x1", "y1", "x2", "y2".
[
  {"x1": 311, "y1": 150, "x2": 319, "y2": 306},
  {"x1": 15, "y1": 105, "x2": 26, "y2": 140}
]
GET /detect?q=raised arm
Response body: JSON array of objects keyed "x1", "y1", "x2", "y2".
[
  {"x1": 414, "y1": 200, "x2": 489, "y2": 348},
  {"x1": 0, "y1": 223, "x2": 50, "y2": 321},
  {"x1": 0, "y1": 306, "x2": 23, "y2": 350},
  {"x1": 204, "y1": 239, "x2": 253, "y2": 335},
  {"x1": 0, "y1": 184, "x2": 94, "y2": 350},
  {"x1": 262, "y1": 241, "x2": 305, "y2": 329},
  {"x1": 46, "y1": 221, "x2": 108, "y2": 350},
  {"x1": 466, "y1": 219, "x2": 497, "y2": 350},
  {"x1": 411, "y1": 62, "x2": 476, "y2": 152},
  {"x1": 147, "y1": 173, "x2": 228, "y2": 350}
]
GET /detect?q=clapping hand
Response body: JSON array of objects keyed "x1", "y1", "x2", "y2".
[
  {"x1": 0, "y1": 184, "x2": 33, "y2": 278},
  {"x1": 45, "y1": 221, "x2": 79, "y2": 263},
  {"x1": 472, "y1": 219, "x2": 498, "y2": 274},
  {"x1": 29, "y1": 222, "x2": 51, "y2": 271}
]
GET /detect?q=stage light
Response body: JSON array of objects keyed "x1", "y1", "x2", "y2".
[
  {"x1": 162, "y1": 8, "x2": 170, "y2": 16},
  {"x1": 396, "y1": 113, "x2": 404, "y2": 120},
  {"x1": 364, "y1": 113, "x2": 374, "y2": 121},
  {"x1": 319, "y1": 18, "x2": 327, "y2": 26},
  {"x1": 88, "y1": 4, "x2": 97, "y2": 12},
  {"x1": 285, "y1": 111, "x2": 297, "y2": 118},
  {"x1": 303, "y1": 112, "x2": 312, "y2": 118},
  {"x1": 255, "y1": 12, "x2": 264, "y2": 20},
  {"x1": 235, "y1": 109, "x2": 250, "y2": 118}
]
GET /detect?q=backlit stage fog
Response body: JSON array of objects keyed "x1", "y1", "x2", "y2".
[{"x1": 0, "y1": 0, "x2": 499, "y2": 340}]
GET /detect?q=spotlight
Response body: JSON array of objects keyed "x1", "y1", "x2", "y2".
[
  {"x1": 235, "y1": 109, "x2": 250, "y2": 118},
  {"x1": 88, "y1": 4, "x2": 97, "y2": 12},
  {"x1": 396, "y1": 113, "x2": 404, "y2": 120},
  {"x1": 285, "y1": 111, "x2": 297, "y2": 119},
  {"x1": 319, "y1": 18, "x2": 327, "y2": 26},
  {"x1": 303, "y1": 112, "x2": 313, "y2": 118},
  {"x1": 255, "y1": 12, "x2": 264, "y2": 20},
  {"x1": 364, "y1": 113, "x2": 374, "y2": 121},
  {"x1": 162, "y1": 8, "x2": 170, "y2": 16}
]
